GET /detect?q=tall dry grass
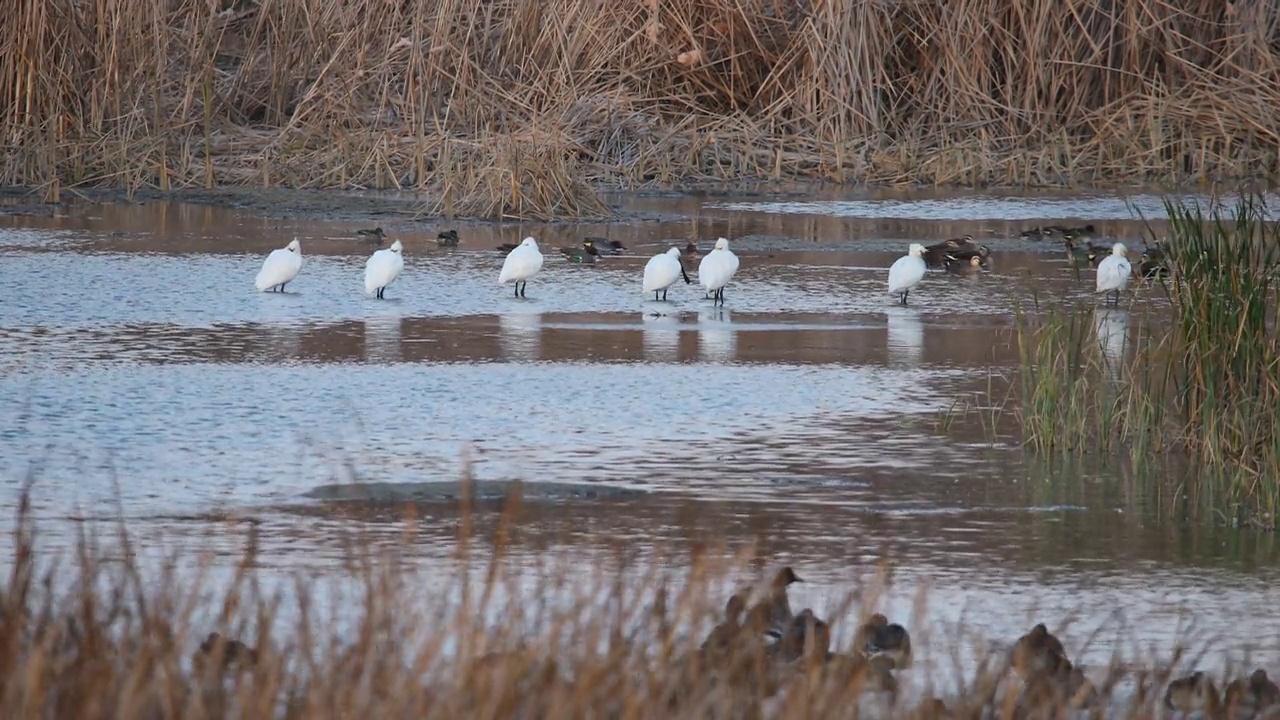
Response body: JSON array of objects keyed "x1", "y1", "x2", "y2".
[
  {"x1": 3, "y1": 0, "x2": 1280, "y2": 218},
  {"x1": 0, "y1": 480, "x2": 1263, "y2": 720}
]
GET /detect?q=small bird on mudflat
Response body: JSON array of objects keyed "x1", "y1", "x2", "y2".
[{"x1": 357, "y1": 227, "x2": 386, "y2": 243}]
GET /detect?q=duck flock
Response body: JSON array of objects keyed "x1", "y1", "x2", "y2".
[
  {"x1": 184, "y1": 564, "x2": 1280, "y2": 718},
  {"x1": 691, "y1": 567, "x2": 1280, "y2": 718},
  {"x1": 251, "y1": 223, "x2": 1172, "y2": 308}
]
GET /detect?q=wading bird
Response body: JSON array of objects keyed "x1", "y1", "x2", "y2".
[
  {"x1": 887, "y1": 244, "x2": 927, "y2": 305},
  {"x1": 642, "y1": 247, "x2": 692, "y2": 301},
  {"x1": 1095, "y1": 243, "x2": 1131, "y2": 306},
  {"x1": 364, "y1": 239, "x2": 404, "y2": 299},
  {"x1": 499, "y1": 237, "x2": 544, "y2": 298},
  {"x1": 254, "y1": 238, "x2": 303, "y2": 293},
  {"x1": 698, "y1": 237, "x2": 740, "y2": 307}
]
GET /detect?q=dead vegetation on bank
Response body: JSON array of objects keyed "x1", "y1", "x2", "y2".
[{"x1": 3, "y1": 0, "x2": 1280, "y2": 219}]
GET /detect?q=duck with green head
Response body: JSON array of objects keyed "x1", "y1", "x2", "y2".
[
  {"x1": 560, "y1": 246, "x2": 598, "y2": 264},
  {"x1": 437, "y1": 229, "x2": 460, "y2": 247}
]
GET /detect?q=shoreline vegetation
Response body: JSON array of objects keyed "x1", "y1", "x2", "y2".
[
  {"x1": 1010, "y1": 195, "x2": 1280, "y2": 530},
  {"x1": 2, "y1": 483, "x2": 1275, "y2": 720},
  {"x1": 5, "y1": 0, "x2": 1280, "y2": 220}
]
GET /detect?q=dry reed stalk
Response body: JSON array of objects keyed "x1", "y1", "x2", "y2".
[
  {"x1": 0, "y1": 481, "x2": 1267, "y2": 719},
  {"x1": 4, "y1": 0, "x2": 1280, "y2": 219}
]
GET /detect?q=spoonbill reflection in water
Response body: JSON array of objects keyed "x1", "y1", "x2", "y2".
[
  {"x1": 363, "y1": 310, "x2": 403, "y2": 364},
  {"x1": 1094, "y1": 307, "x2": 1129, "y2": 382},
  {"x1": 885, "y1": 306, "x2": 924, "y2": 367},
  {"x1": 697, "y1": 307, "x2": 735, "y2": 362},
  {"x1": 499, "y1": 311, "x2": 542, "y2": 362},
  {"x1": 642, "y1": 311, "x2": 681, "y2": 362}
]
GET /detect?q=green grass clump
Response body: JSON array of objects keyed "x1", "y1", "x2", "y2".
[{"x1": 1013, "y1": 195, "x2": 1280, "y2": 528}]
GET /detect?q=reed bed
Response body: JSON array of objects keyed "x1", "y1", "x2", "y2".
[
  {"x1": 1013, "y1": 195, "x2": 1280, "y2": 528},
  {"x1": 0, "y1": 483, "x2": 1267, "y2": 720},
  {"x1": 4, "y1": 0, "x2": 1280, "y2": 218}
]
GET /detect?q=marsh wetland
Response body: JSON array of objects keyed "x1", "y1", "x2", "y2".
[{"x1": 4, "y1": 187, "x2": 1280, "y2": 695}]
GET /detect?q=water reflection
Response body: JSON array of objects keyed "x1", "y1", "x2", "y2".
[
  {"x1": 697, "y1": 308, "x2": 735, "y2": 362},
  {"x1": 1094, "y1": 308, "x2": 1130, "y2": 381},
  {"x1": 8, "y1": 190, "x2": 1276, "y2": 674},
  {"x1": 641, "y1": 312, "x2": 681, "y2": 363},
  {"x1": 498, "y1": 311, "x2": 543, "y2": 362},
  {"x1": 258, "y1": 322, "x2": 305, "y2": 361},
  {"x1": 363, "y1": 311, "x2": 403, "y2": 364},
  {"x1": 885, "y1": 306, "x2": 924, "y2": 367}
]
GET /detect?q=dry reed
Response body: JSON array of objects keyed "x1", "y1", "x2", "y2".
[
  {"x1": 3, "y1": 0, "x2": 1280, "y2": 218},
  {"x1": 0, "y1": 478, "x2": 1267, "y2": 719}
]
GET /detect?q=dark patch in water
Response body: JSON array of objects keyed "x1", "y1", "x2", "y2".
[{"x1": 301, "y1": 480, "x2": 648, "y2": 504}]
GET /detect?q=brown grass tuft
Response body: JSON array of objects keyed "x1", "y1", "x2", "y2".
[{"x1": 0, "y1": 479, "x2": 1268, "y2": 719}]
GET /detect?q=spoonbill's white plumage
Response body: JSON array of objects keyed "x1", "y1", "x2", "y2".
[
  {"x1": 1095, "y1": 243, "x2": 1132, "y2": 306},
  {"x1": 698, "y1": 237, "x2": 740, "y2": 306},
  {"x1": 254, "y1": 238, "x2": 303, "y2": 293},
  {"x1": 643, "y1": 247, "x2": 691, "y2": 301},
  {"x1": 364, "y1": 239, "x2": 404, "y2": 299},
  {"x1": 887, "y1": 244, "x2": 927, "y2": 306},
  {"x1": 499, "y1": 237, "x2": 544, "y2": 298}
]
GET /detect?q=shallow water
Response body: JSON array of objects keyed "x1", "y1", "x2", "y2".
[{"x1": 2, "y1": 188, "x2": 1278, "y2": 684}]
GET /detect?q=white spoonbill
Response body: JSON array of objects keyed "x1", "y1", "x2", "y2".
[
  {"x1": 499, "y1": 237, "x2": 544, "y2": 298},
  {"x1": 887, "y1": 243, "x2": 927, "y2": 306},
  {"x1": 1095, "y1": 243, "x2": 1132, "y2": 306},
  {"x1": 254, "y1": 238, "x2": 303, "y2": 293},
  {"x1": 698, "y1": 237, "x2": 740, "y2": 306},
  {"x1": 364, "y1": 239, "x2": 404, "y2": 299},
  {"x1": 643, "y1": 247, "x2": 692, "y2": 301}
]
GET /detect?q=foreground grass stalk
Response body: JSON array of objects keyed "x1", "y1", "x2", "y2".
[{"x1": 0, "y1": 484, "x2": 1269, "y2": 719}]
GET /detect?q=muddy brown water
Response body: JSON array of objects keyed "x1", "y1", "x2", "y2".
[{"x1": 3, "y1": 188, "x2": 1280, "y2": 690}]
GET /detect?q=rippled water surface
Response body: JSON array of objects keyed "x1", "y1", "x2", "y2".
[{"x1": 2, "y1": 188, "x2": 1278, "y2": 679}]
